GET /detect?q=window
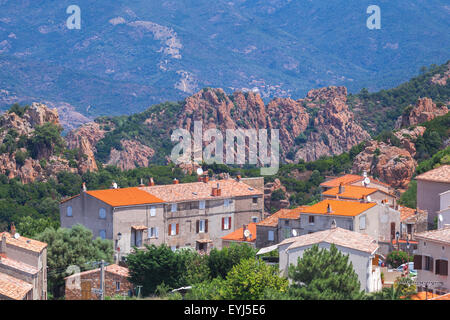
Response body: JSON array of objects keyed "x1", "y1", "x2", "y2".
[
  {"x1": 197, "y1": 219, "x2": 208, "y2": 233},
  {"x1": 424, "y1": 256, "x2": 433, "y2": 271},
  {"x1": 199, "y1": 220, "x2": 206, "y2": 233},
  {"x1": 284, "y1": 220, "x2": 289, "y2": 226},
  {"x1": 169, "y1": 223, "x2": 178, "y2": 236},
  {"x1": 252, "y1": 197, "x2": 258, "y2": 204},
  {"x1": 268, "y1": 230, "x2": 274, "y2": 241},
  {"x1": 222, "y1": 217, "x2": 231, "y2": 230},
  {"x1": 224, "y1": 199, "x2": 230, "y2": 207},
  {"x1": 99, "y1": 208, "x2": 106, "y2": 219},
  {"x1": 99, "y1": 230, "x2": 106, "y2": 240},
  {"x1": 150, "y1": 205, "x2": 156, "y2": 217},
  {"x1": 66, "y1": 206, "x2": 72, "y2": 217},
  {"x1": 435, "y1": 260, "x2": 448, "y2": 276},
  {"x1": 360, "y1": 215, "x2": 366, "y2": 230},
  {"x1": 171, "y1": 204, "x2": 177, "y2": 212},
  {"x1": 199, "y1": 200, "x2": 206, "y2": 210},
  {"x1": 171, "y1": 246, "x2": 177, "y2": 252},
  {"x1": 252, "y1": 216, "x2": 259, "y2": 223},
  {"x1": 308, "y1": 216, "x2": 315, "y2": 224},
  {"x1": 148, "y1": 227, "x2": 159, "y2": 238},
  {"x1": 115, "y1": 281, "x2": 120, "y2": 291}
]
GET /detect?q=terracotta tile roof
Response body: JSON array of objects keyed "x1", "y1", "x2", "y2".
[
  {"x1": 415, "y1": 226, "x2": 450, "y2": 244},
  {"x1": 430, "y1": 293, "x2": 450, "y2": 300},
  {"x1": 65, "y1": 264, "x2": 129, "y2": 280},
  {"x1": 320, "y1": 174, "x2": 363, "y2": 188},
  {"x1": 0, "y1": 232, "x2": 47, "y2": 253},
  {"x1": 416, "y1": 165, "x2": 450, "y2": 184},
  {"x1": 140, "y1": 179, "x2": 262, "y2": 203},
  {"x1": 86, "y1": 187, "x2": 164, "y2": 207},
  {"x1": 131, "y1": 225, "x2": 148, "y2": 231},
  {"x1": 410, "y1": 291, "x2": 441, "y2": 300},
  {"x1": 280, "y1": 227, "x2": 379, "y2": 254},
  {"x1": 301, "y1": 199, "x2": 376, "y2": 217},
  {"x1": 0, "y1": 256, "x2": 39, "y2": 275},
  {"x1": 257, "y1": 206, "x2": 306, "y2": 227},
  {"x1": 60, "y1": 194, "x2": 80, "y2": 204},
  {"x1": 399, "y1": 206, "x2": 427, "y2": 223},
  {"x1": 322, "y1": 185, "x2": 378, "y2": 200},
  {"x1": 221, "y1": 223, "x2": 257, "y2": 242},
  {"x1": 0, "y1": 272, "x2": 33, "y2": 300}
]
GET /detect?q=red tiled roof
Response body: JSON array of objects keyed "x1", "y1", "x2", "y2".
[
  {"x1": 0, "y1": 232, "x2": 47, "y2": 253},
  {"x1": 415, "y1": 226, "x2": 450, "y2": 244},
  {"x1": 322, "y1": 185, "x2": 378, "y2": 200},
  {"x1": 0, "y1": 272, "x2": 33, "y2": 300},
  {"x1": 221, "y1": 223, "x2": 257, "y2": 242},
  {"x1": 280, "y1": 227, "x2": 379, "y2": 254},
  {"x1": 86, "y1": 187, "x2": 164, "y2": 207},
  {"x1": 399, "y1": 206, "x2": 427, "y2": 222},
  {"x1": 320, "y1": 174, "x2": 363, "y2": 188},
  {"x1": 0, "y1": 256, "x2": 39, "y2": 275},
  {"x1": 65, "y1": 264, "x2": 129, "y2": 280},
  {"x1": 257, "y1": 206, "x2": 306, "y2": 227},
  {"x1": 410, "y1": 291, "x2": 441, "y2": 300},
  {"x1": 416, "y1": 165, "x2": 450, "y2": 184},
  {"x1": 140, "y1": 179, "x2": 262, "y2": 202},
  {"x1": 430, "y1": 293, "x2": 450, "y2": 300},
  {"x1": 301, "y1": 199, "x2": 376, "y2": 217}
]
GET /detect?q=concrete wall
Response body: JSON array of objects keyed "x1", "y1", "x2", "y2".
[
  {"x1": 417, "y1": 180, "x2": 450, "y2": 225},
  {"x1": 279, "y1": 242, "x2": 376, "y2": 292},
  {"x1": 416, "y1": 239, "x2": 450, "y2": 294},
  {"x1": 256, "y1": 225, "x2": 278, "y2": 249}
]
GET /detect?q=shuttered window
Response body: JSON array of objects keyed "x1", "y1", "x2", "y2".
[
  {"x1": 413, "y1": 255, "x2": 422, "y2": 270},
  {"x1": 169, "y1": 223, "x2": 178, "y2": 236},
  {"x1": 222, "y1": 217, "x2": 231, "y2": 230},
  {"x1": 436, "y1": 260, "x2": 449, "y2": 276}
]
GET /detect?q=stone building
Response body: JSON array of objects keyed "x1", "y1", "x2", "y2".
[
  {"x1": 221, "y1": 223, "x2": 257, "y2": 248},
  {"x1": 65, "y1": 264, "x2": 132, "y2": 300},
  {"x1": 60, "y1": 176, "x2": 264, "y2": 258},
  {"x1": 0, "y1": 225, "x2": 48, "y2": 300}
]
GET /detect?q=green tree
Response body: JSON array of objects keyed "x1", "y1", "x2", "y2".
[
  {"x1": 28, "y1": 123, "x2": 65, "y2": 159},
  {"x1": 386, "y1": 250, "x2": 412, "y2": 268},
  {"x1": 207, "y1": 243, "x2": 257, "y2": 279},
  {"x1": 16, "y1": 216, "x2": 59, "y2": 238},
  {"x1": 288, "y1": 244, "x2": 364, "y2": 300},
  {"x1": 36, "y1": 225, "x2": 113, "y2": 299}
]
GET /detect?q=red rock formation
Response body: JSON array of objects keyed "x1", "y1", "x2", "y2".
[
  {"x1": 397, "y1": 97, "x2": 448, "y2": 128},
  {"x1": 264, "y1": 178, "x2": 289, "y2": 212},
  {"x1": 106, "y1": 140, "x2": 155, "y2": 170}
]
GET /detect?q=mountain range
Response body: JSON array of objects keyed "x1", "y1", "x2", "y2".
[{"x1": 0, "y1": 0, "x2": 449, "y2": 121}]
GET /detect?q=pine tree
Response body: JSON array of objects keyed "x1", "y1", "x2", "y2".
[{"x1": 288, "y1": 244, "x2": 364, "y2": 300}]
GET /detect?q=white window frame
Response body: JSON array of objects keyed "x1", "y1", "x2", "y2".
[
  {"x1": 199, "y1": 219, "x2": 206, "y2": 233},
  {"x1": 251, "y1": 216, "x2": 259, "y2": 223},
  {"x1": 170, "y1": 223, "x2": 177, "y2": 236},
  {"x1": 148, "y1": 227, "x2": 159, "y2": 239},
  {"x1": 199, "y1": 200, "x2": 206, "y2": 210},
  {"x1": 268, "y1": 230, "x2": 274, "y2": 241},
  {"x1": 99, "y1": 208, "x2": 106, "y2": 219},
  {"x1": 360, "y1": 215, "x2": 366, "y2": 230},
  {"x1": 171, "y1": 203, "x2": 177, "y2": 213},
  {"x1": 66, "y1": 206, "x2": 72, "y2": 217},
  {"x1": 150, "y1": 205, "x2": 156, "y2": 217},
  {"x1": 223, "y1": 217, "x2": 230, "y2": 230}
]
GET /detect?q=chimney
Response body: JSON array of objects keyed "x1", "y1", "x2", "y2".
[
  {"x1": 10, "y1": 223, "x2": 16, "y2": 237},
  {"x1": 139, "y1": 178, "x2": 144, "y2": 187},
  {"x1": 82, "y1": 182, "x2": 87, "y2": 192},
  {"x1": 173, "y1": 178, "x2": 179, "y2": 184},
  {"x1": 338, "y1": 183, "x2": 345, "y2": 194},
  {"x1": 327, "y1": 203, "x2": 332, "y2": 214},
  {"x1": 203, "y1": 176, "x2": 209, "y2": 183},
  {"x1": 111, "y1": 181, "x2": 118, "y2": 189},
  {"x1": 211, "y1": 183, "x2": 221, "y2": 196},
  {"x1": 236, "y1": 175, "x2": 241, "y2": 182},
  {"x1": 148, "y1": 177, "x2": 155, "y2": 186}
]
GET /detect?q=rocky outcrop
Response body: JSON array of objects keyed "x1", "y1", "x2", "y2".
[
  {"x1": 352, "y1": 126, "x2": 426, "y2": 189},
  {"x1": 430, "y1": 62, "x2": 450, "y2": 86},
  {"x1": 264, "y1": 178, "x2": 289, "y2": 212},
  {"x1": 295, "y1": 86, "x2": 371, "y2": 162},
  {"x1": 397, "y1": 97, "x2": 448, "y2": 128},
  {"x1": 106, "y1": 140, "x2": 155, "y2": 170}
]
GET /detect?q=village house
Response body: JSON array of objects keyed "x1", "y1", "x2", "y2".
[
  {"x1": 320, "y1": 173, "x2": 393, "y2": 194},
  {"x1": 273, "y1": 227, "x2": 381, "y2": 293},
  {"x1": 414, "y1": 226, "x2": 450, "y2": 295},
  {"x1": 416, "y1": 165, "x2": 450, "y2": 227},
  {"x1": 65, "y1": 264, "x2": 132, "y2": 300},
  {"x1": 438, "y1": 190, "x2": 450, "y2": 228},
  {"x1": 221, "y1": 223, "x2": 257, "y2": 248},
  {"x1": 322, "y1": 184, "x2": 396, "y2": 207},
  {"x1": 0, "y1": 224, "x2": 48, "y2": 300},
  {"x1": 60, "y1": 176, "x2": 264, "y2": 258}
]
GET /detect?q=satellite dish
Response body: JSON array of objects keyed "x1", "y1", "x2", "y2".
[
  {"x1": 292, "y1": 229, "x2": 298, "y2": 237},
  {"x1": 243, "y1": 229, "x2": 251, "y2": 238},
  {"x1": 196, "y1": 168, "x2": 204, "y2": 176},
  {"x1": 438, "y1": 214, "x2": 444, "y2": 229},
  {"x1": 364, "y1": 177, "x2": 371, "y2": 185},
  {"x1": 439, "y1": 214, "x2": 444, "y2": 222},
  {"x1": 14, "y1": 233, "x2": 20, "y2": 239},
  {"x1": 367, "y1": 195, "x2": 372, "y2": 202}
]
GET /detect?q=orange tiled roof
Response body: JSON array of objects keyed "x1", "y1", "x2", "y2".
[
  {"x1": 322, "y1": 185, "x2": 378, "y2": 200},
  {"x1": 257, "y1": 206, "x2": 306, "y2": 227},
  {"x1": 0, "y1": 256, "x2": 39, "y2": 275},
  {"x1": 0, "y1": 272, "x2": 33, "y2": 300},
  {"x1": 279, "y1": 227, "x2": 378, "y2": 254},
  {"x1": 410, "y1": 291, "x2": 441, "y2": 300},
  {"x1": 140, "y1": 179, "x2": 262, "y2": 203},
  {"x1": 222, "y1": 223, "x2": 257, "y2": 242},
  {"x1": 86, "y1": 187, "x2": 164, "y2": 207},
  {"x1": 320, "y1": 174, "x2": 363, "y2": 188},
  {"x1": 65, "y1": 264, "x2": 129, "y2": 280},
  {"x1": 430, "y1": 293, "x2": 450, "y2": 300},
  {"x1": 301, "y1": 199, "x2": 376, "y2": 217},
  {"x1": 415, "y1": 226, "x2": 450, "y2": 244},
  {"x1": 399, "y1": 206, "x2": 427, "y2": 222},
  {"x1": 0, "y1": 232, "x2": 47, "y2": 253},
  {"x1": 416, "y1": 165, "x2": 450, "y2": 184}
]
